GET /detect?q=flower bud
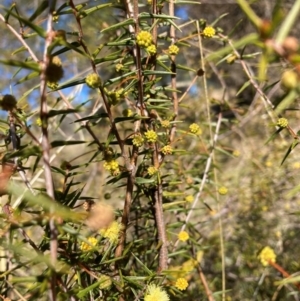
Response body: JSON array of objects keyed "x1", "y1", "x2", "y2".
[
  {"x1": 0, "y1": 94, "x2": 17, "y2": 111},
  {"x1": 281, "y1": 70, "x2": 299, "y2": 90},
  {"x1": 85, "y1": 73, "x2": 102, "y2": 89}
]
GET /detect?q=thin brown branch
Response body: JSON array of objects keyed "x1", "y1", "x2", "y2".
[
  {"x1": 40, "y1": 3, "x2": 58, "y2": 301},
  {"x1": 197, "y1": 264, "x2": 215, "y2": 301}
]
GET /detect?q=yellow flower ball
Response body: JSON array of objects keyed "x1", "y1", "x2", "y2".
[
  {"x1": 80, "y1": 237, "x2": 97, "y2": 251},
  {"x1": 147, "y1": 44, "x2": 157, "y2": 55},
  {"x1": 175, "y1": 278, "x2": 188, "y2": 291},
  {"x1": 218, "y1": 186, "x2": 228, "y2": 195},
  {"x1": 136, "y1": 31, "x2": 153, "y2": 48},
  {"x1": 144, "y1": 130, "x2": 158, "y2": 143},
  {"x1": 144, "y1": 284, "x2": 169, "y2": 301},
  {"x1": 189, "y1": 123, "x2": 202, "y2": 135},
  {"x1": 276, "y1": 118, "x2": 288, "y2": 128},
  {"x1": 132, "y1": 134, "x2": 144, "y2": 147},
  {"x1": 85, "y1": 73, "x2": 102, "y2": 89},
  {"x1": 258, "y1": 246, "x2": 276, "y2": 266},
  {"x1": 178, "y1": 230, "x2": 189, "y2": 242},
  {"x1": 148, "y1": 166, "x2": 158, "y2": 176},
  {"x1": 161, "y1": 145, "x2": 173, "y2": 155},
  {"x1": 168, "y1": 44, "x2": 179, "y2": 55},
  {"x1": 185, "y1": 195, "x2": 194, "y2": 203},
  {"x1": 99, "y1": 221, "x2": 123, "y2": 244},
  {"x1": 203, "y1": 26, "x2": 216, "y2": 38}
]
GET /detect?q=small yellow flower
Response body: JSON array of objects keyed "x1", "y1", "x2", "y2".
[
  {"x1": 144, "y1": 284, "x2": 169, "y2": 301},
  {"x1": 189, "y1": 123, "x2": 202, "y2": 135},
  {"x1": 47, "y1": 81, "x2": 59, "y2": 90},
  {"x1": 203, "y1": 26, "x2": 215, "y2": 38},
  {"x1": 80, "y1": 237, "x2": 97, "y2": 251},
  {"x1": 98, "y1": 274, "x2": 112, "y2": 290},
  {"x1": 99, "y1": 221, "x2": 123, "y2": 244},
  {"x1": 185, "y1": 195, "x2": 194, "y2": 203},
  {"x1": 103, "y1": 160, "x2": 120, "y2": 176},
  {"x1": 161, "y1": 120, "x2": 170, "y2": 128},
  {"x1": 132, "y1": 134, "x2": 144, "y2": 147},
  {"x1": 218, "y1": 186, "x2": 228, "y2": 195},
  {"x1": 277, "y1": 118, "x2": 288, "y2": 128},
  {"x1": 178, "y1": 231, "x2": 189, "y2": 242},
  {"x1": 115, "y1": 63, "x2": 124, "y2": 72},
  {"x1": 145, "y1": 130, "x2": 158, "y2": 143},
  {"x1": 168, "y1": 44, "x2": 179, "y2": 55},
  {"x1": 293, "y1": 162, "x2": 300, "y2": 169},
  {"x1": 123, "y1": 108, "x2": 133, "y2": 117},
  {"x1": 233, "y1": 150, "x2": 240, "y2": 157},
  {"x1": 258, "y1": 246, "x2": 276, "y2": 266},
  {"x1": 107, "y1": 88, "x2": 125, "y2": 105},
  {"x1": 148, "y1": 166, "x2": 158, "y2": 176},
  {"x1": 161, "y1": 145, "x2": 173, "y2": 155},
  {"x1": 147, "y1": 44, "x2": 157, "y2": 55},
  {"x1": 175, "y1": 278, "x2": 188, "y2": 291},
  {"x1": 85, "y1": 73, "x2": 102, "y2": 89},
  {"x1": 265, "y1": 161, "x2": 272, "y2": 167},
  {"x1": 136, "y1": 31, "x2": 153, "y2": 48},
  {"x1": 36, "y1": 118, "x2": 42, "y2": 127}
]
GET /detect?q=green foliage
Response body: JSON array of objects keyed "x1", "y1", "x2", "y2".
[{"x1": 1, "y1": 1, "x2": 300, "y2": 301}]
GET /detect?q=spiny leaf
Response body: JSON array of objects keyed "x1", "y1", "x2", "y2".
[
  {"x1": 79, "y1": 3, "x2": 112, "y2": 18},
  {"x1": 101, "y1": 18, "x2": 135, "y2": 33},
  {"x1": 48, "y1": 109, "x2": 80, "y2": 118},
  {"x1": 51, "y1": 140, "x2": 87, "y2": 148},
  {"x1": 29, "y1": 0, "x2": 48, "y2": 21},
  {"x1": 281, "y1": 139, "x2": 299, "y2": 165},
  {"x1": 0, "y1": 59, "x2": 40, "y2": 71},
  {"x1": 3, "y1": 8, "x2": 46, "y2": 37}
]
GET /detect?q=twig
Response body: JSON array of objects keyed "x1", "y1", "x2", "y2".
[
  {"x1": 169, "y1": 113, "x2": 223, "y2": 258},
  {"x1": 40, "y1": 3, "x2": 58, "y2": 300},
  {"x1": 197, "y1": 264, "x2": 215, "y2": 301}
]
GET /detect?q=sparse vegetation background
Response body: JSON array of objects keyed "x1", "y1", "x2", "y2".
[{"x1": 1, "y1": 0, "x2": 300, "y2": 300}]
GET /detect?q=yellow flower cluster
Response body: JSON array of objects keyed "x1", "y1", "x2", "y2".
[
  {"x1": 145, "y1": 130, "x2": 158, "y2": 143},
  {"x1": 144, "y1": 284, "x2": 169, "y2": 301},
  {"x1": 36, "y1": 118, "x2": 42, "y2": 127},
  {"x1": 189, "y1": 123, "x2": 202, "y2": 135},
  {"x1": 161, "y1": 145, "x2": 173, "y2": 155},
  {"x1": 233, "y1": 150, "x2": 240, "y2": 157},
  {"x1": 107, "y1": 88, "x2": 125, "y2": 105},
  {"x1": 175, "y1": 278, "x2": 188, "y2": 291},
  {"x1": 185, "y1": 195, "x2": 194, "y2": 203},
  {"x1": 47, "y1": 81, "x2": 59, "y2": 90},
  {"x1": 80, "y1": 237, "x2": 97, "y2": 251},
  {"x1": 132, "y1": 134, "x2": 144, "y2": 147},
  {"x1": 203, "y1": 26, "x2": 216, "y2": 38},
  {"x1": 218, "y1": 186, "x2": 228, "y2": 195},
  {"x1": 161, "y1": 120, "x2": 171, "y2": 128},
  {"x1": 258, "y1": 246, "x2": 276, "y2": 266},
  {"x1": 136, "y1": 31, "x2": 153, "y2": 48},
  {"x1": 85, "y1": 73, "x2": 102, "y2": 89},
  {"x1": 168, "y1": 44, "x2": 179, "y2": 55},
  {"x1": 99, "y1": 221, "x2": 123, "y2": 244},
  {"x1": 277, "y1": 118, "x2": 288, "y2": 128},
  {"x1": 147, "y1": 44, "x2": 157, "y2": 55},
  {"x1": 123, "y1": 108, "x2": 133, "y2": 117},
  {"x1": 103, "y1": 160, "x2": 120, "y2": 176},
  {"x1": 148, "y1": 166, "x2": 158, "y2": 176},
  {"x1": 115, "y1": 63, "x2": 124, "y2": 72},
  {"x1": 178, "y1": 230, "x2": 189, "y2": 242}
]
